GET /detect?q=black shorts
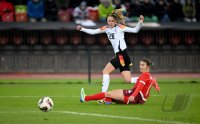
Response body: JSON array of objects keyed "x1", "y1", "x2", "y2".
[{"x1": 110, "y1": 49, "x2": 132, "y2": 72}]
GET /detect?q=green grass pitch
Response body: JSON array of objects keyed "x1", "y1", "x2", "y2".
[{"x1": 0, "y1": 78, "x2": 200, "y2": 124}]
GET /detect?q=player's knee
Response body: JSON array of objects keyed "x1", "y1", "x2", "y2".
[
  {"x1": 103, "y1": 69, "x2": 109, "y2": 75},
  {"x1": 124, "y1": 78, "x2": 131, "y2": 83},
  {"x1": 105, "y1": 92, "x2": 112, "y2": 98}
]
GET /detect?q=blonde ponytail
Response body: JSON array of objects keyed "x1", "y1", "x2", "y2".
[{"x1": 111, "y1": 8, "x2": 127, "y2": 24}]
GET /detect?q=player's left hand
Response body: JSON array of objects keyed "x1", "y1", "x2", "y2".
[
  {"x1": 138, "y1": 15, "x2": 144, "y2": 23},
  {"x1": 127, "y1": 96, "x2": 135, "y2": 104},
  {"x1": 152, "y1": 78, "x2": 160, "y2": 93},
  {"x1": 76, "y1": 25, "x2": 82, "y2": 31}
]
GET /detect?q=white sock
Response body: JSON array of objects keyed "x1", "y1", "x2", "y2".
[
  {"x1": 102, "y1": 74, "x2": 110, "y2": 92},
  {"x1": 131, "y1": 77, "x2": 139, "y2": 83}
]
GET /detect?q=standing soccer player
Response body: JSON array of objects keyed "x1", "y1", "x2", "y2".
[
  {"x1": 80, "y1": 58, "x2": 160, "y2": 104},
  {"x1": 77, "y1": 13, "x2": 144, "y2": 93}
]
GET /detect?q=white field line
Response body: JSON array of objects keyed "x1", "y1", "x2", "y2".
[
  {"x1": 0, "y1": 110, "x2": 194, "y2": 124},
  {"x1": 58, "y1": 111, "x2": 193, "y2": 124}
]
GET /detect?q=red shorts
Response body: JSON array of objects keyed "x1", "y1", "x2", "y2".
[{"x1": 122, "y1": 89, "x2": 145, "y2": 104}]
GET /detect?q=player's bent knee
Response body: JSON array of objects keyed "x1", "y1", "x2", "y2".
[
  {"x1": 103, "y1": 70, "x2": 109, "y2": 75},
  {"x1": 124, "y1": 78, "x2": 131, "y2": 83},
  {"x1": 105, "y1": 92, "x2": 112, "y2": 98}
]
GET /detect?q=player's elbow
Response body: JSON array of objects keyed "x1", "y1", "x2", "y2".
[
  {"x1": 87, "y1": 32, "x2": 96, "y2": 35},
  {"x1": 134, "y1": 29, "x2": 140, "y2": 33},
  {"x1": 105, "y1": 91, "x2": 113, "y2": 98},
  {"x1": 129, "y1": 29, "x2": 139, "y2": 33},
  {"x1": 135, "y1": 30, "x2": 139, "y2": 33}
]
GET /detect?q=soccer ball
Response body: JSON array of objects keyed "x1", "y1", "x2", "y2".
[{"x1": 38, "y1": 96, "x2": 54, "y2": 112}]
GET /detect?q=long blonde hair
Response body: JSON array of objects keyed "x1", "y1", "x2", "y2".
[{"x1": 111, "y1": 8, "x2": 127, "y2": 24}]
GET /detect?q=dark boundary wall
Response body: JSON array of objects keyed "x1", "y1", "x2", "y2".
[
  {"x1": 0, "y1": 22, "x2": 200, "y2": 73},
  {"x1": 0, "y1": 48, "x2": 199, "y2": 73}
]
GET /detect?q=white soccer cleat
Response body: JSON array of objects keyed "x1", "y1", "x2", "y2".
[
  {"x1": 80, "y1": 88, "x2": 86, "y2": 102},
  {"x1": 97, "y1": 98, "x2": 112, "y2": 105}
]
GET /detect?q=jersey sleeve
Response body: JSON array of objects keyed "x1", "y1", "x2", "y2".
[
  {"x1": 81, "y1": 26, "x2": 106, "y2": 35},
  {"x1": 139, "y1": 73, "x2": 150, "y2": 85},
  {"x1": 132, "y1": 82, "x2": 144, "y2": 97},
  {"x1": 131, "y1": 73, "x2": 149, "y2": 97},
  {"x1": 121, "y1": 22, "x2": 142, "y2": 33}
]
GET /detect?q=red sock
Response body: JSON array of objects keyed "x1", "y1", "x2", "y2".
[{"x1": 85, "y1": 92, "x2": 105, "y2": 101}]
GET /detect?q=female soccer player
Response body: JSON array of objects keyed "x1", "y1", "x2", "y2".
[
  {"x1": 77, "y1": 13, "x2": 144, "y2": 93},
  {"x1": 80, "y1": 58, "x2": 160, "y2": 105}
]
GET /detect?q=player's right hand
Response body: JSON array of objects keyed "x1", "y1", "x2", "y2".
[
  {"x1": 127, "y1": 95, "x2": 135, "y2": 104},
  {"x1": 77, "y1": 25, "x2": 82, "y2": 31}
]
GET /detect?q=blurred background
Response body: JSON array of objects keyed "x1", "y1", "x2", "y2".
[{"x1": 0, "y1": 0, "x2": 199, "y2": 74}]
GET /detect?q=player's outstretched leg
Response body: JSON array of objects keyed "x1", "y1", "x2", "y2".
[{"x1": 80, "y1": 88, "x2": 106, "y2": 102}]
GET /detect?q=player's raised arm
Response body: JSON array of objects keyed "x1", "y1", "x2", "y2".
[
  {"x1": 76, "y1": 25, "x2": 106, "y2": 35},
  {"x1": 121, "y1": 15, "x2": 144, "y2": 33}
]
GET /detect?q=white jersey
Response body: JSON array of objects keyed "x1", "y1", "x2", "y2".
[{"x1": 81, "y1": 22, "x2": 142, "y2": 53}]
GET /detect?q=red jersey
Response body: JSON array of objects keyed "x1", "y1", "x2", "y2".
[{"x1": 132, "y1": 72, "x2": 152, "y2": 101}]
